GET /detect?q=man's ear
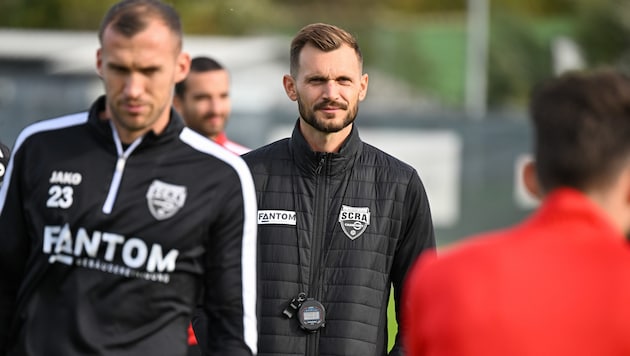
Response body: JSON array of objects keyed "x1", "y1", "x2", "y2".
[
  {"x1": 96, "y1": 48, "x2": 103, "y2": 78},
  {"x1": 523, "y1": 159, "x2": 542, "y2": 199},
  {"x1": 283, "y1": 75, "x2": 298, "y2": 101},
  {"x1": 174, "y1": 51, "x2": 191, "y2": 84},
  {"x1": 358, "y1": 73, "x2": 368, "y2": 101}
]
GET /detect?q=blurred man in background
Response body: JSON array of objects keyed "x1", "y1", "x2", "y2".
[
  {"x1": 175, "y1": 55, "x2": 252, "y2": 356},
  {"x1": 174, "y1": 56, "x2": 250, "y2": 155},
  {"x1": 403, "y1": 68, "x2": 630, "y2": 356}
]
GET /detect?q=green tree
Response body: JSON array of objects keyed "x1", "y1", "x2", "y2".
[
  {"x1": 3, "y1": 0, "x2": 630, "y2": 110},
  {"x1": 0, "y1": 0, "x2": 114, "y2": 29},
  {"x1": 574, "y1": 0, "x2": 630, "y2": 70}
]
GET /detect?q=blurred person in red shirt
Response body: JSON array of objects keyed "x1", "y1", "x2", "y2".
[{"x1": 403, "y1": 68, "x2": 630, "y2": 356}]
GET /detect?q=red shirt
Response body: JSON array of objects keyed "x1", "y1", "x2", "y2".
[
  {"x1": 403, "y1": 188, "x2": 630, "y2": 356},
  {"x1": 213, "y1": 132, "x2": 250, "y2": 155}
]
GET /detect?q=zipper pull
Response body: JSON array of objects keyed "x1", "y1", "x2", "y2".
[
  {"x1": 315, "y1": 155, "x2": 325, "y2": 175},
  {"x1": 115, "y1": 156, "x2": 126, "y2": 173}
]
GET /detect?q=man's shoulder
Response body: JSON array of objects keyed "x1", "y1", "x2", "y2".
[
  {"x1": 360, "y1": 142, "x2": 415, "y2": 171},
  {"x1": 14, "y1": 112, "x2": 90, "y2": 148},
  {"x1": 222, "y1": 139, "x2": 251, "y2": 155},
  {"x1": 179, "y1": 128, "x2": 250, "y2": 172},
  {"x1": 357, "y1": 142, "x2": 420, "y2": 185},
  {"x1": 242, "y1": 138, "x2": 290, "y2": 162}
]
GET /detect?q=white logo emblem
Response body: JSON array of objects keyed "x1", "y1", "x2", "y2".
[
  {"x1": 146, "y1": 180, "x2": 187, "y2": 220},
  {"x1": 257, "y1": 210, "x2": 297, "y2": 225},
  {"x1": 338, "y1": 205, "x2": 370, "y2": 240}
]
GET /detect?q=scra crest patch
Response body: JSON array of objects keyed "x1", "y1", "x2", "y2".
[
  {"x1": 338, "y1": 205, "x2": 370, "y2": 240},
  {"x1": 146, "y1": 180, "x2": 187, "y2": 220}
]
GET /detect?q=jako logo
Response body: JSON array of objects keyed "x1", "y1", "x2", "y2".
[{"x1": 49, "y1": 171, "x2": 82, "y2": 185}]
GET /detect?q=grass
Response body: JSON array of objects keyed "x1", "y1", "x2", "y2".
[{"x1": 388, "y1": 288, "x2": 397, "y2": 351}]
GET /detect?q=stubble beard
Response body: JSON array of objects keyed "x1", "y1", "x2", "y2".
[
  {"x1": 108, "y1": 98, "x2": 162, "y2": 136},
  {"x1": 298, "y1": 98, "x2": 358, "y2": 133},
  {"x1": 183, "y1": 107, "x2": 226, "y2": 138}
]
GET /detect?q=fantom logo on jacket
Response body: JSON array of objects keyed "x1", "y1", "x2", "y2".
[
  {"x1": 258, "y1": 210, "x2": 297, "y2": 225},
  {"x1": 338, "y1": 205, "x2": 370, "y2": 240},
  {"x1": 146, "y1": 180, "x2": 187, "y2": 220},
  {"x1": 43, "y1": 224, "x2": 179, "y2": 284}
]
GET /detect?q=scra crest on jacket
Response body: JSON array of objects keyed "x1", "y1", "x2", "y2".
[
  {"x1": 146, "y1": 180, "x2": 187, "y2": 220},
  {"x1": 338, "y1": 205, "x2": 370, "y2": 240}
]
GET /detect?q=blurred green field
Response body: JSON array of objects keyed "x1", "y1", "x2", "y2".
[{"x1": 388, "y1": 289, "x2": 397, "y2": 351}]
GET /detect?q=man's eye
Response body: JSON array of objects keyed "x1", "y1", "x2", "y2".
[{"x1": 142, "y1": 68, "x2": 159, "y2": 76}]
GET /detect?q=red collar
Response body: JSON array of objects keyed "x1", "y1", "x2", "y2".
[
  {"x1": 526, "y1": 187, "x2": 625, "y2": 240},
  {"x1": 213, "y1": 132, "x2": 228, "y2": 146}
]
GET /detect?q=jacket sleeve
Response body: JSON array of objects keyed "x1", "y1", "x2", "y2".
[
  {"x1": 0, "y1": 145, "x2": 29, "y2": 353},
  {"x1": 194, "y1": 163, "x2": 258, "y2": 356},
  {"x1": 389, "y1": 171, "x2": 436, "y2": 356}
]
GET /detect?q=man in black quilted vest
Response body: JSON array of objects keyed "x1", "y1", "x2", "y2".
[{"x1": 195, "y1": 22, "x2": 436, "y2": 356}]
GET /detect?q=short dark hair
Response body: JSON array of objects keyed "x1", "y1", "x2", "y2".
[
  {"x1": 174, "y1": 56, "x2": 226, "y2": 98},
  {"x1": 98, "y1": 0, "x2": 183, "y2": 50},
  {"x1": 530, "y1": 68, "x2": 630, "y2": 192},
  {"x1": 289, "y1": 23, "x2": 362, "y2": 77}
]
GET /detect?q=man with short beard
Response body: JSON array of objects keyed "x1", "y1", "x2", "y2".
[
  {"x1": 174, "y1": 56, "x2": 250, "y2": 155},
  {"x1": 194, "y1": 22, "x2": 436, "y2": 356}
]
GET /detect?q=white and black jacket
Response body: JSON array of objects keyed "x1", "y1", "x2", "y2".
[
  {"x1": 241, "y1": 120, "x2": 435, "y2": 356},
  {"x1": 0, "y1": 96, "x2": 258, "y2": 356}
]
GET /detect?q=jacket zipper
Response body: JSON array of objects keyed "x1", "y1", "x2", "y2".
[
  {"x1": 102, "y1": 121, "x2": 143, "y2": 214},
  {"x1": 306, "y1": 153, "x2": 327, "y2": 356}
]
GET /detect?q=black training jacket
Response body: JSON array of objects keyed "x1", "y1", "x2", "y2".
[
  {"x1": 0, "y1": 96, "x2": 258, "y2": 356},
  {"x1": 242, "y1": 120, "x2": 436, "y2": 356}
]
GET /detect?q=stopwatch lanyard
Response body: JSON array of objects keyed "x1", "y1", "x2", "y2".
[{"x1": 291, "y1": 152, "x2": 356, "y2": 295}]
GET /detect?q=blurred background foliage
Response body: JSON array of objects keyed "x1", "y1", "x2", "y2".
[{"x1": 0, "y1": 0, "x2": 628, "y2": 111}]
